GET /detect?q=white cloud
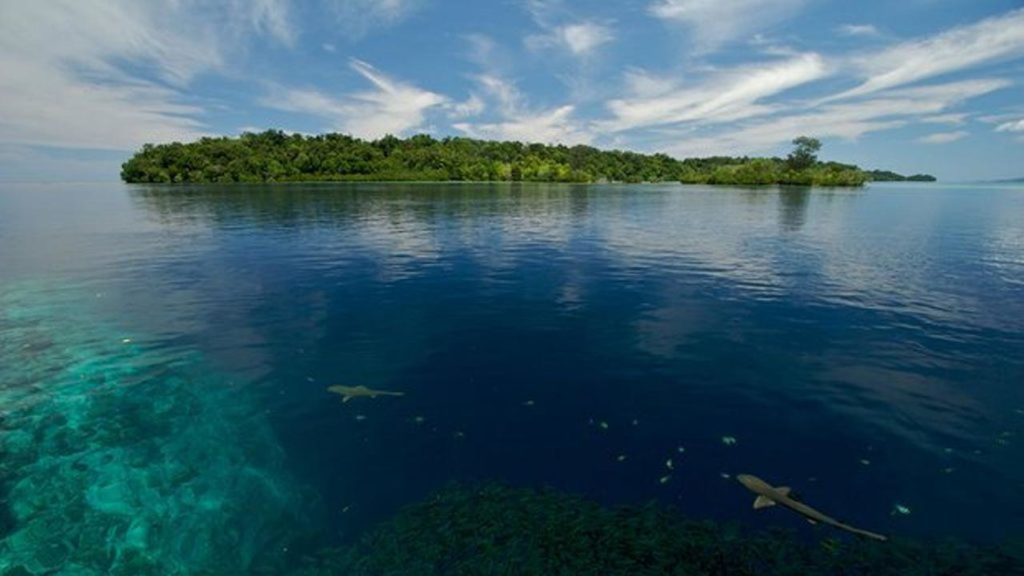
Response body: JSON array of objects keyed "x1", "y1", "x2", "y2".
[
  {"x1": 918, "y1": 130, "x2": 969, "y2": 144},
  {"x1": 0, "y1": 0, "x2": 294, "y2": 150},
  {"x1": 446, "y1": 94, "x2": 486, "y2": 119},
  {"x1": 648, "y1": 0, "x2": 807, "y2": 52},
  {"x1": 651, "y1": 81, "x2": 984, "y2": 157},
  {"x1": 835, "y1": 8, "x2": 1024, "y2": 100},
  {"x1": 603, "y1": 53, "x2": 829, "y2": 132},
  {"x1": 325, "y1": 0, "x2": 423, "y2": 38},
  {"x1": 454, "y1": 105, "x2": 590, "y2": 144},
  {"x1": 995, "y1": 119, "x2": 1024, "y2": 132},
  {"x1": 527, "y1": 21, "x2": 615, "y2": 57},
  {"x1": 476, "y1": 76, "x2": 524, "y2": 115},
  {"x1": 246, "y1": 0, "x2": 297, "y2": 46},
  {"x1": 921, "y1": 113, "x2": 968, "y2": 125},
  {"x1": 838, "y1": 24, "x2": 880, "y2": 37},
  {"x1": 657, "y1": 79, "x2": 1006, "y2": 157},
  {"x1": 263, "y1": 59, "x2": 447, "y2": 139},
  {"x1": 452, "y1": 75, "x2": 591, "y2": 144},
  {"x1": 562, "y1": 22, "x2": 615, "y2": 55}
]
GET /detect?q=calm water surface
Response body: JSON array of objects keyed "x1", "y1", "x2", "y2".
[{"x1": 1, "y1": 182, "x2": 1023, "y2": 573}]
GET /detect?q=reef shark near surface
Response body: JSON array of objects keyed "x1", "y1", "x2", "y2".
[
  {"x1": 327, "y1": 385, "x2": 405, "y2": 402},
  {"x1": 737, "y1": 474, "x2": 888, "y2": 542}
]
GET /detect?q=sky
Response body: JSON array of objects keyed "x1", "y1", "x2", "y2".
[{"x1": 0, "y1": 0, "x2": 1023, "y2": 182}]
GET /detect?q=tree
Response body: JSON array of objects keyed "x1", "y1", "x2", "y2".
[
  {"x1": 786, "y1": 136, "x2": 821, "y2": 171},
  {"x1": 118, "y1": 131, "x2": 875, "y2": 187}
]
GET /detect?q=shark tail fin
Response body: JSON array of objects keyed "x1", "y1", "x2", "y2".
[
  {"x1": 753, "y1": 496, "x2": 776, "y2": 510},
  {"x1": 776, "y1": 486, "x2": 792, "y2": 496}
]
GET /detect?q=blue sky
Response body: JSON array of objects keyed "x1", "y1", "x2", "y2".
[{"x1": 1, "y1": 0, "x2": 1023, "y2": 182}]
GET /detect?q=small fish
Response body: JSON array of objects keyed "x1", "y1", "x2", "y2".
[
  {"x1": 659, "y1": 475, "x2": 672, "y2": 485},
  {"x1": 737, "y1": 474, "x2": 887, "y2": 541},
  {"x1": 631, "y1": 419, "x2": 639, "y2": 426},
  {"x1": 341, "y1": 505, "x2": 351, "y2": 513},
  {"x1": 859, "y1": 459, "x2": 871, "y2": 466},
  {"x1": 121, "y1": 338, "x2": 132, "y2": 344},
  {"x1": 454, "y1": 431, "x2": 465, "y2": 439},
  {"x1": 722, "y1": 436, "x2": 737, "y2": 446},
  {"x1": 599, "y1": 421, "x2": 609, "y2": 430},
  {"x1": 666, "y1": 458, "x2": 674, "y2": 470},
  {"x1": 354, "y1": 414, "x2": 367, "y2": 421},
  {"x1": 720, "y1": 473, "x2": 732, "y2": 480},
  {"x1": 616, "y1": 454, "x2": 627, "y2": 462},
  {"x1": 942, "y1": 467, "x2": 955, "y2": 474},
  {"x1": 327, "y1": 385, "x2": 405, "y2": 402},
  {"x1": 523, "y1": 400, "x2": 535, "y2": 406},
  {"x1": 413, "y1": 416, "x2": 425, "y2": 424},
  {"x1": 892, "y1": 504, "x2": 911, "y2": 516},
  {"x1": 677, "y1": 446, "x2": 686, "y2": 453}
]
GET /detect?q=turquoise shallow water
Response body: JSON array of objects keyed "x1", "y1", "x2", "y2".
[{"x1": 1, "y1": 182, "x2": 1023, "y2": 573}]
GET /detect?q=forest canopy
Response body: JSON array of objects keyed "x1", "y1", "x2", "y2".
[{"x1": 121, "y1": 131, "x2": 930, "y2": 187}]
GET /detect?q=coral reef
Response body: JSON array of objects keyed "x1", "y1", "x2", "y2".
[
  {"x1": 289, "y1": 484, "x2": 1024, "y2": 576},
  {"x1": 0, "y1": 283, "x2": 313, "y2": 575}
]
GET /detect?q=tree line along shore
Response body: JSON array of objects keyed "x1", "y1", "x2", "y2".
[{"x1": 121, "y1": 131, "x2": 934, "y2": 187}]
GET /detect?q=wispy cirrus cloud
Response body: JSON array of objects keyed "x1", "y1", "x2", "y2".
[
  {"x1": 446, "y1": 94, "x2": 486, "y2": 119},
  {"x1": 325, "y1": 0, "x2": 424, "y2": 38},
  {"x1": 834, "y1": 8, "x2": 1024, "y2": 100},
  {"x1": 921, "y1": 113, "x2": 968, "y2": 125},
  {"x1": 263, "y1": 59, "x2": 447, "y2": 139},
  {"x1": 918, "y1": 130, "x2": 969, "y2": 144},
  {"x1": 523, "y1": 1, "x2": 615, "y2": 58},
  {"x1": 603, "y1": 53, "x2": 829, "y2": 132},
  {"x1": 657, "y1": 79, "x2": 1007, "y2": 157},
  {"x1": 0, "y1": 0, "x2": 295, "y2": 150},
  {"x1": 648, "y1": 0, "x2": 807, "y2": 52},
  {"x1": 452, "y1": 75, "x2": 591, "y2": 144},
  {"x1": 995, "y1": 119, "x2": 1024, "y2": 133},
  {"x1": 837, "y1": 24, "x2": 880, "y2": 38},
  {"x1": 526, "y1": 21, "x2": 615, "y2": 57}
]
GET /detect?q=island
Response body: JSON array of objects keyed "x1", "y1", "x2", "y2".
[
  {"x1": 121, "y1": 131, "x2": 931, "y2": 187},
  {"x1": 866, "y1": 170, "x2": 937, "y2": 182}
]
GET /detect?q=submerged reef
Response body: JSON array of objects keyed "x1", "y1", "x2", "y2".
[
  {"x1": 290, "y1": 484, "x2": 1024, "y2": 576},
  {"x1": 0, "y1": 283, "x2": 314, "y2": 575}
]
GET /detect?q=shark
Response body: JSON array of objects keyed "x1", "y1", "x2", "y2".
[
  {"x1": 327, "y1": 385, "x2": 405, "y2": 402},
  {"x1": 736, "y1": 474, "x2": 887, "y2": 542}
]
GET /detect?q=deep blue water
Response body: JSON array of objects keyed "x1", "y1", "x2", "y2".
[{"x1": 1, "y1": 182, "x2": 1023, "y2": 573}]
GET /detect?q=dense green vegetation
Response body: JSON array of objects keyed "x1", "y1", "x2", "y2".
[
  {"x1": 121, "y1": 132, "x2": 882, "y2": 187},
  {"x1": 289, "y1": 484, "x2": 1023, "y2": 576},
  {"x1": 867, "y1": 170, "x2": 937, "y2": 182}
]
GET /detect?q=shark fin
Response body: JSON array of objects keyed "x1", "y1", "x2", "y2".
[
  {"x1": 776, "y1": 486, "x2": 792, "y2": 496},
  {"x1": 753, "y1": 496, "x2": 776, "y2": 510}
]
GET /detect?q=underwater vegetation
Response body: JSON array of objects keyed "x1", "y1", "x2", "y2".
[
  {"x1": 0, "y1": 283, "x2": 314, "y2": 575},
  {"x1": 289, "y1": 484, "x2": 1024, "y2": 576}
]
